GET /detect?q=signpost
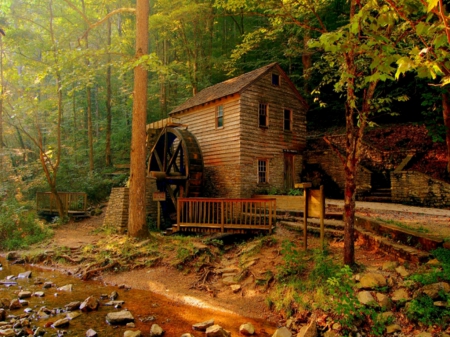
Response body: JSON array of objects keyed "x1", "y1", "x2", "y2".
[{"x1": 153, "y1": 192, "x2": 166, "y2": 229}]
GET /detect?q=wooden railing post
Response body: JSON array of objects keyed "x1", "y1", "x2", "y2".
[{"x1": 221, "y1": 200, "x2": 224, "y2": 233}]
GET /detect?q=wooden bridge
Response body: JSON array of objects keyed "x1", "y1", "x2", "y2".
[
  {"x1": 36, "y1": 192, "x2": 88, "y2": 217},
  {"x1": 174, "y1": 197, "x2": 276, "y2": 234}
]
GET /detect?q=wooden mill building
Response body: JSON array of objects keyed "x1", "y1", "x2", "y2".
[{"x1": 147, "y1": 62, "x2": 308, "y2": 199}]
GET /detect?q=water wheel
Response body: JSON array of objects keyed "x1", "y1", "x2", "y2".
[{"x1": 147, "y1": 126, "x2": 203, "y2": 215}]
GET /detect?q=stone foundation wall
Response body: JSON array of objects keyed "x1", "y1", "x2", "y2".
[
  {"x1": 305, "y1": 150, "x2": 372, "y2": 196},
  {"x1": 103, "y1": 187, "x2": 129, "y2": 234},
  {"x1": 391, "y1": 171, "x2": 450, "y2": 207},
  {"x1": 103, "y1": 178, "x2": 157, "y2": 234}
]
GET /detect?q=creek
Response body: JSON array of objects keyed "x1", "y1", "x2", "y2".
[{"x1": 0, "y1": 257, "x2": 275, "y2": 336}]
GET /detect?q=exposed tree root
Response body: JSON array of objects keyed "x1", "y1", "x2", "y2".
[{"x1": 81, "y1": 261, "x2": 119, "y2": 280}]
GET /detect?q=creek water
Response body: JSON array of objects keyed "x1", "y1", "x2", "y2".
[{"x1": 0, "y1": 257, "x2": 275, "y2": 336}]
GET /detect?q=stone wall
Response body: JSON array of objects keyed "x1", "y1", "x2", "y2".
[
  {"x1": 305, "y1": 150, "x2": 372, "y2": 196},
  {"x1": 103, "y1": 178, "x2": 157, "y2": 234},
  {"x1": 391, "y1": 171, "x2": 450, "y2": 207},
  {"x1": 103, "y1": 187, "x2": 129, "y2": 234}
]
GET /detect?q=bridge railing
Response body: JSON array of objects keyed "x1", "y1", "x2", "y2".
[
  {"x1": 36, "y1": 192, "x2": 87, "y2": 215},
  {"x1": 177, "y1": 197, "x2": 276, "y2": 233}
]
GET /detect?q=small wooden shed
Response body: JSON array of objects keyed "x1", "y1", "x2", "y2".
[{"x1": 148, "y1": 62, "x2": 308, "y2": 199}]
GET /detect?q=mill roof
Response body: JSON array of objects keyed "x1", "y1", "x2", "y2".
[{"x1": 170, "y1": 63, "x2": 307, "y2": 115}]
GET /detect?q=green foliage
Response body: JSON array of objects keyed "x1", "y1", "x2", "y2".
[
  {"x1": 409, "y1": 248, "x2": 450, "y2": 285},
  {"x1": 276, "y1": 240, "x2": 306, "y2": 280},
  {"x1": 406, "y1": 294, "x2": 450, "y2": 326},
  {"x1": 0, "y1": 196, "x2": 52, "y2": 251}
]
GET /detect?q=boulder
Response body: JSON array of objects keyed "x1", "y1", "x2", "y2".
[
  {"x1": 358, "y1": 273, "x2": 387, "y2": 289},
  {"x1": 150, "y1": 324, "x2": 164, "y2": 336},
  {"x1": 67, "y1": 312, "x2": 81, "y2": 320},
  {"x1": 86, "y1": 329, "x2": 98, "y2": 337},
  {"x1": 391, "y1": 288, "x2": 410, "y2": 302},
  {"x1": 57, "y1": 284, "x2": 73, "y2": 292},
  {"x1": 376, "y1": 293, "x2": 392, "y2": 310},
  {"x1": 17, "y1": 271, "x2": 32, "y2": 279},
  {"x1": 80, "y1": 296, "x2": 99, "y2": 312},
  {"x1": 106, "y1": 310, "x2": 135, "y2": 325},
  {"x1": 205, "y1": 325, "x2": 231, "y2": 337},
  {"x1": 297, "y1": 318, "x2": 317, "y2": 337},
  {"x1": 272, "y1": 327, "x2": 292, "y2": 337},
  {"x1": 357, "y1": 291, "x2": 377, "y2": 306},
  {"x1": 52, "y1": 318, "x2": 69, "y2": 328},
  {"x1": 386, "y1": 324, "x2": 401, "y2": 334},
  {"x1": 192, "y1": 319, "x2": 214, "y2": 331},
  {"x1": 395, "y1": 266, "x2": 409, "y2": 278},
  {"x1": 0, "y1": 328, "x2": 15, "y2": 336},
  {"x1": 239, "y1": 322, "x2": 255, "y2": 335},
  {"x1": 420, "y1": 282, "x2": 450, "y2": 299},
  {"x1": 18, "y1": 291, "x2": 31, "y2": 299},
  {"x1": 9, "y1": 299, "x2": 21, "y2": 310},
  {"x1": 65, "y1": 301, "x2": 81, "y2": 311},
  {"x1": 124, "y1": 331, "x2": 142, "y2": 337}
]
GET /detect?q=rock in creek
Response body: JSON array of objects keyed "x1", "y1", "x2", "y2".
[
  {"x1": 80, "y1": 296, "x2": 99, "y2": 312},
  {"x1": 17, "y1": 271, "x2": 32, "y2": 279},
  {"x1": 52, "y1": 318, "x2": 69, "y2": 328},
  {"x1": 106, "y1": 310, "x2": 134, "y2": 325},
  {"x1": 181, "y1": 334, "x2": 195, "y2": 337},
  {"x1": 110, "y1": 291, "x2": 119, "y2": 300},
  {"x1": 0, "y1": 328, "x2": 15, "y2": 336},
  {"x1": 57, "y1": 284, "x2": 73, "y2": 292},
  {"x1": 86, "y1": 328, "x2": 98, "y2": 337},
  {"x1": 9, "y1": 299, "x2": 21, "y2": 310},
  {"x1": 64, "y1": 301, "x2": 81, "y2": 311},
  {"x1": 271, "y1": 326, "x2": 292, "y2": 337},
  {"x1": 149, "y1": 323, "x2": 164, "y2": 336},
  {"x1": 18, "y1": 291, "x2": 32, "y2": 299},
  {"x1": 124, "y1": 331, "x2": 142, "y2": 337}
]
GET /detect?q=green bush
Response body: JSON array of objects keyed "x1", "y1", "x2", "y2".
[{"x1": 0, "y1": 197, "x2": 52, "y2": 250}]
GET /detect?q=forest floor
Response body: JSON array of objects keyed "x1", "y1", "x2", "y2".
[{"x1": 24, "y1": 199, "x2": 450, "y2": 324}]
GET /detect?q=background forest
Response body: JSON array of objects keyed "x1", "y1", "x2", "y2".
[{"x1": 0, "y1": 0, "x2": 449, "y2": 248}]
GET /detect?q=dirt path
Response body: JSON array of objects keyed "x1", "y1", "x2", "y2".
[{"x1": 30, "y1": 200, "x2": 449, "y2": 321}]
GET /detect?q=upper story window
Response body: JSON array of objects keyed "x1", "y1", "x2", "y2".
[
  {"x1": 216, "y1": 105, "x2": 224, "y2": 128},
  {"x1": 258, "y1": 159, "x2": 268, "y2": 183},
  {"x1": 259, "y1": 103, "x2": 269, "y2": 128},
  {"x1": 272, "y1": 73, "x2": 280, "y2": 86},
  {"x1": 284, "y1": 108, "x2": 292, "y2": 131}
]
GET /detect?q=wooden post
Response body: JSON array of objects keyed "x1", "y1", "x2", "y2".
[
  {"x1": 221, "y1": 200, "x2": 224, "y2": 233},
  {"x1": 303, "y1": 188, "x2": 308, "y2": 251},
  {"x1": 157, "y1": 201, "x2": 161, "y2": 230},
  {"x1": 320, "y1": 185, "x2": 325, "y2": 249}
]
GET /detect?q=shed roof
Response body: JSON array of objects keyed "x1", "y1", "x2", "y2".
[{"x1": 170, "y1": 63, "x2": 307, "y2": 115}]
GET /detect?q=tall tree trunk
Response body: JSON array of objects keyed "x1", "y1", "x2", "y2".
[
  {"x1": 105, "y1": 12, "x2": 112, "y2": 167},
  {"x1": 128, "y1": 0, "x2": 150, "y2": 238},
  {"x1": 0, "y1": 34, "x2": 4, "y2": 179},
  {"x1": 82, "y1": 0, "x2": 94, "y2": 172},
  {"x1": 442, "y1": 90, "x2": 450, "y2": 173}
]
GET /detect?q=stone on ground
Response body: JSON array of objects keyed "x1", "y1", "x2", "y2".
[
  {"x1": 106, "y1": 310, "x2": 135, "y2": 325},
  {"x1": 205, "y1": 325, "x2": 231, "y2": 337},
  {"x1": 272, "y1": 326, "x2": 292, "y2": 337},
  {"x1": 149, "y1": 323, "x2": 164, "y2": 336},
  {"x1": 192, "y1": 319, "x2": 214, "y2": 331},
  {"x1": 239, "y1": 322, "x2": 255, "y2": 335}
]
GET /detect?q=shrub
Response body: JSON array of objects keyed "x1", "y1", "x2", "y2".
[{"x1": 0, "y1": 197, "x2": 52, "y2": 250}]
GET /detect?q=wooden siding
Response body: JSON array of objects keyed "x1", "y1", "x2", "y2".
[
  {"x1": 239, "y1": 69, "x2": 307, "y2": 196},
  {"x1": 173, "y1": 95, "x2": 243, "y2": 198}
]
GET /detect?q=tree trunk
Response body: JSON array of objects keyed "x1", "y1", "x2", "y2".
[
  {"x1": 105, "y1": 13, "x2": 112, "y2": 167},
  {"x1": 442, "y1": 90, "x2": 450, "y2": 173},
  {"x1": 128, "y1": 0, "x2": 150, "y2": 238}
]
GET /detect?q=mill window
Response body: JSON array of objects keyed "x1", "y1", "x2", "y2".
[
  {"x1": 284, "y1": 109, "x2": 292, "y2": 131},
  {"x1": 216, "y1": 105, "x2": 224, "y2": 128},
  {"x1": 258, "y1": 159, "x2": 268, "y2": 184},
  {"x1": 272, "y1": 73, "x2": 280, "y2": 86},
  {"x1": 259, "y1": 103, "x2": 269, "y2": 128}
]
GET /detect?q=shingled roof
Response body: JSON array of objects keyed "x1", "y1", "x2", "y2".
[{"x1": 170, "y1": 62, "x2": 304, "y2": 115}]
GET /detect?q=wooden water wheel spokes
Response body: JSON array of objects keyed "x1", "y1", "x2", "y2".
[{"x1": 148, "y1": 126, "x2": 203, "y2": 212}]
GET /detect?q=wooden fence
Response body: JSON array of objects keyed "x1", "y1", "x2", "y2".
[
  {"x1": 36, "y1": 192, "x2": 87, "y2": 215},
  {"x1": 176, "y1": 198, "x2": 276, "y2": 234}
]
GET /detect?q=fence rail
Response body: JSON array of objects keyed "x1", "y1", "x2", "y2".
[
  {"x1": 176, "y1": 198, "x2": 276, "y2": 233},
  {"x1": 36, "y1": 192, "x2": 87, "y2": 215}
]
